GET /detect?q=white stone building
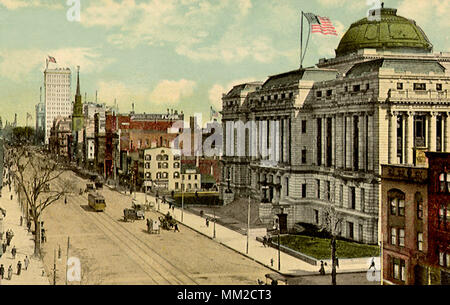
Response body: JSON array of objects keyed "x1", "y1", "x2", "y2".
[
  {"x1": 44, "y1": 67, "x2": 72, "y2": 144},
  {"x1": 220, "y1": 7, "x2": 450, "y2": 244}
]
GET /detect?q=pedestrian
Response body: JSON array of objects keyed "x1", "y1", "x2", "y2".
[
  {"x1": 7, "y1": 265, "x2": 12, "y2": 280},
  {"x1": 206, "y1": 218, "x2": 209, "y2": 228},
  {"x1": 20, "y1": 216, "x2": 23, "y2": 226},
  {"x1": 270, "y1": 258, "x2": 274, "y2": 267},
  {"x1": 0, "y1": 264, "x2": 4, "y2": 279},
  {"x1": 262, "y1": 236, "x2": 267, "y2": 248},
  {"x1": 2, "y1": 240, "x2": 6, "y2": 253},
  {"x1": 174, "y1": 223, "x2": 180, "y2": 232},
  {"x1": 336, "y1": 257, "x2": 339, "y2": 268},
  {"x1": 16, "y1": 261, "x2": 21, "y2": 275},
  {"x1": 369, "y1": 257, "x2": 376, "y2": 270},
  {"x1": 64, "y1": 196, "x2": 67, "y2": 205},
  {"x1": 0, "y1": 244, "x2": 3, "y2": 258},
  {"x1": 27, "y1": 220, "x2": 31, "y2": 233},
  {"x1": 172, "y1": 205, "x2": 175, "y2": 212},
  {"x1": 10, "y1": 194, "x2": 12, "y2": 200},
  {"x1": 24, "y1": 256, "x2": 29, "y2": 270},
  {"x1": 319, "y1": 261, "x2": 326, "y2": 275},
  {"x1": 11, "y1": 246, "x2": 16, "y2": 259}
]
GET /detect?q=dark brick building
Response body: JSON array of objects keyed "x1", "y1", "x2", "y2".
[{"x1": 382, "y1": 152, "x2": 450, "y2": 285}]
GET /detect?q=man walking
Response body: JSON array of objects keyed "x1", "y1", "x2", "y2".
[
  {"x1": 19, "y1": 216, "x2": 23, "y2": 226},
  {"x1": 7, "y1": 265, "x2": 12, "y2": 280},
  {"x1": 24, "y1": 256, "x2": 29, "y2": 271},
  {"x1": 11, "y1": 246, "x2": 16, "y2": 259},
  {"x1": 16, "y1": 261, "x2": 22, "y2": 275},
  {"x1": 0, "y1": 264, "x2": 4, "y2": 279}
]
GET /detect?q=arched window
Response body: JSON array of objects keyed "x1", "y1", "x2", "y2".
[
  {"x1": 388, "y1": 189, "x2": 405, "y2": 216},
  {"x1": 174, "y1": 172, "x2": 180, "y2": 179},
  {"x1": 415, "y1": 192, "x2": 423, "y2": 219}
]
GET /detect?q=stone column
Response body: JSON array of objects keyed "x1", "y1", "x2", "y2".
[
  {"x1": 445, "y1": 113, "x2": 450, "y2": 152},
  {"x1": 406, "y1": 112, "x2": 415, "y2": 164},
  {"x1": 367, "y1": 114, "x2": 374, "y2": 171},
  {"x1": 332, "y1": 115, "x2": 336, "y2": 167},
  {"x1": 322, "y1": 115, "x2": 327, "y2": 166},
  {"x1": 389, "y1": 111, "x2": 397, "y2": 164},
  {"x1": 345, "y1": 115, "x2": 351, "y2": 169},
  {"x1": 429, "y1": 112, "x2": 437, "y2": 152},
  {"x1": 358, "y1": 113, "x2": 365, "y2": 171}
]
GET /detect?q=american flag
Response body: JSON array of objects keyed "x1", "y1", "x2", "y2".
[
  {"x1": 48, "y1": 55, "x2": 56, "y2": 63},
  {"x1": 210, "y1": 106, "x2": 219, "y2": 119},
  {"x1": 304, "y1": 13, "x2": 338, "y2": 36}
]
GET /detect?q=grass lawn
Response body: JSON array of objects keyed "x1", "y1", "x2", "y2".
[{"x1": 279, "y1": 235, "x2": 380, "y2": 260}]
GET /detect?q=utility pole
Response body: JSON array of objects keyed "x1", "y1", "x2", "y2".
[
  {"x1": 278, "y1": 225, "x2": 281, "y2": 271},
  {"x1": 65, "y1": 236, "x2": 70, "y2": 285},
  {"x1": 213, "y1": 208, "x2": 216, "y2": 239},
  {"x1": 246, "y1": 196, "x2": 250, "y2": 254},
  {"x1": 53, "y1": 248, "x2": 57, "y2": 285},
  {"x1": 300, "y1": 11, "x2": 304, "y2": 68},
  {"x1": 181, "y1": 154, "x2": 184, "y2": 223}
]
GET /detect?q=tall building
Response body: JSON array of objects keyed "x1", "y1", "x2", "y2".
[
  {"x1": 44, "y1": 67, "x2": 72, "y2": 144},
  {"x1": 221, "y1": 6, "x2": 450, "y2": 244}
]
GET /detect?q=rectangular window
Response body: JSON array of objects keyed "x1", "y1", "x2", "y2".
[
  {"x1": 317, "y1": 180, "x2": 321, "y2": 199},
  {"x1": 340, "y1": 185, "x2": 343, "y2": 206},
  {"x1": 399, "y1": 229, "x2": 405, "y2": 247},
  {"x1": 417, "y1": 233, "x2": 423, "y2": 251},
  {"x1": 353, "y1": 85, "x2": 361, "y2": 92},
  {"x1": 302, "y1": 184, "x2": 307, "y2": 198},
  {"x1": 302, "y1": 149, "x2": 307, "y2": 164},
  {"x1": 326, "y1": 89, "x2": 332, "y2": 96},
  {"x1": 366, "y1": 83, "x2": 370, "y2": 90},
  {"x1": 349, "y1": 187, "x2": 356, "y2": 209},
  {"x1": 414, "y1": 83, "x2": 426, "y2": 91},
  {"x1": 302, "y1": 120, "x2": 307, "y2": 133},
  {"x1": 326, "y1": 181, "x2": 331, "y2": 201},
  {"x1": 348, "y1": 222, "x2": 354, "y2": 239},
  {"x1": 397, "y1": 83, "x2": 403, "y2": 90},
  {"x1": 436, "y1": 83, "x2": 443, "y2": 91},
  {"x1": 398, "y1": 199, "x2": 405, "y2": 216},
  {"x1": 391, "y1": 227, "x2": 397, "y2": 245},
  {"x1": 316, "y1": 91, "x2": 322, "y2": 98},
  {"x1": 314, "y1": 209, "x2": 319, "y2": 224}
]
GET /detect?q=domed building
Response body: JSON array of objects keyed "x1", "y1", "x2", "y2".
[{"x1": 220, "y1": 6, "x2": 450, "y2": 252}]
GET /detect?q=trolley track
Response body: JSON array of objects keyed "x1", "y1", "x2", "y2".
[{"x1": 54, "y1": 177, "x2": 199, "y2": 285}]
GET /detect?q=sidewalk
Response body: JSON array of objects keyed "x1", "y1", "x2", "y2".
[
  {"x1": 0, "y1": 176, "x2": 49, "y2": 285},
  {"x1": 128, "y1": 191, "x2": 380, "y2": 276}
]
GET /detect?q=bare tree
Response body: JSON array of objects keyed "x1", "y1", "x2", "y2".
[
  {"x1": 11, "y1": 146, "x2": 72, "y2": 256},
  {"x1": 322, "y1": 205, "x2": 343, "y2": 286}
]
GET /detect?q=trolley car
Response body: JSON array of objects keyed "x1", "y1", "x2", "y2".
[{"x1": 88, "y1": 193, "x2": 106, "y2": 212}]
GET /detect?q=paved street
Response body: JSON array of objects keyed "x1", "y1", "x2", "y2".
[{"x1": 39, "y1": 170, "x2": 271, "y2": 285}]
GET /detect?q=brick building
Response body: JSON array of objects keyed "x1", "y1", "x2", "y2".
[{"x1": 382, "y1": 152, "x2": 450, "y2": 285}]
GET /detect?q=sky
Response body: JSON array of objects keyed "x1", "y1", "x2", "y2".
[{"x1": 0, "y1": 0, "x2": 449, "y2": 126}]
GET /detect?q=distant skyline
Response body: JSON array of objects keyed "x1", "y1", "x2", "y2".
[{"x1": 0, "y1": 0, "x2": 448, "y2": 126}]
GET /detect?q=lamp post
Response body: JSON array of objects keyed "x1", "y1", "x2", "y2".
[
  {"x1": 213, "y1": 208, "x2": 216, "y2": 239},
  {"x1": 277, "y1": 221, "x2": 281, "y2": 271},
  {"x1": 246, "y1": 196, "x2": 250, "y2": 254}
]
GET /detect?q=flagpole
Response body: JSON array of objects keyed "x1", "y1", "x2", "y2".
[{"x1": 300, "y1": 11, "x2": 303, "y2": 69}]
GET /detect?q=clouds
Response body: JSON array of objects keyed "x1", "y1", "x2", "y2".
[
  {"x1": 0, "y1": 48, "x2": 113, "y2": 82},
  {"x1": 97, "y1": 78, "x2": 197, "y2": 110},
  {"x1": 0, "y1": 0, "x2": 63, "y2": 10},
  {"x1": 208, "y1": 77, "x2": 258, "y2": 109},
  {"x1": 150, "y1": 79, "x2": 197, "y2": 105},
  {"x1": 78, "y1": 0, "x2": 298, "y2": 64}
]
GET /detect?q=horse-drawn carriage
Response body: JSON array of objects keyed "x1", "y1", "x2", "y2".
[
  {"x1": 123, "y1": 201, "x2": 146, "y2": 222},
  {"x1": 159, "y1": 212, "x2": 177, "y2": 230},
  {"x1": 146, "y1": 218, "x2": 160, "y2": 234}
]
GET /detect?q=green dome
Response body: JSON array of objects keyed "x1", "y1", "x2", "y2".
[{"x1": 336, "y1": 7, "x2": 432, "y2": 57}]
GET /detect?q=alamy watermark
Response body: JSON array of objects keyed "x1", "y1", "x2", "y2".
[{"x1": 66, "y1": 0, "x2": 81, "y2": 22}]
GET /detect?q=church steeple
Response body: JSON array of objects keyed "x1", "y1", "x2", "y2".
[
  {"x1": 76, "y1": 65, "x2": 81, "y2": 97},
  {"x1": 72, "y1": 65, "x2": 84, "y2": 132}
]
